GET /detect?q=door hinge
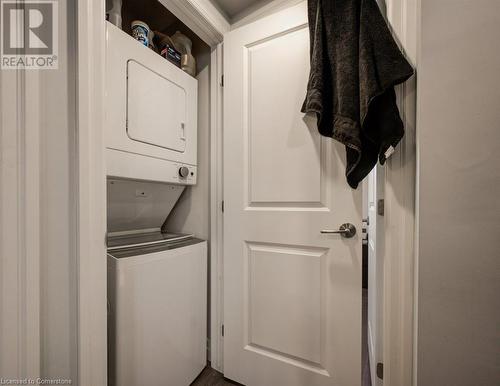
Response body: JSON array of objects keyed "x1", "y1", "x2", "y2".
[
  {"x1": 221, "y1": 200, "x2": 224, "y2": 213},
  {"x1": 377, "y1": 362, "x2": 384, "y2": 380},
  {"x1": 220, "y1": 75, "x2": 224, "y2": 87},
  {"x1": 221, "y1": 324, "x2": 224, "y2": 337},
  {"x1": 377, "y1": 199, "x2": 385, "y2": 216}
]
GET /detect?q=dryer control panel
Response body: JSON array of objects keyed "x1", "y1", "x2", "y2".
[
  {"x1": 107, "y1": 148, "x2": 197, "y2": 185},
  {"x1": 173, "y1": 163, "x2": 196, "y2": 184}
]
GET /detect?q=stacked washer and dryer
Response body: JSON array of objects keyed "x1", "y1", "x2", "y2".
[{"x1": 105, "y1": 22, "x2": 206, "y2": 386}]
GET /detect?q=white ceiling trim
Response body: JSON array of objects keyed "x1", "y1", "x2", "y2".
[{"x1": 159, "y1": 0, "x2": 230, "y2": 46}]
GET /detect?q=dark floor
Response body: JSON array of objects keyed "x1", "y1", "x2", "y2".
[
  {"x1": 193, "y1": 291, "x2": 372, "y2": 386},
  {"x1": 362, "y1": 288, "x2": 372, "y2": 386},
  {"x1": 191, "y1": 366, "x2": 240, "y2": 386}
]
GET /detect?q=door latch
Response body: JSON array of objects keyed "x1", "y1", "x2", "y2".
[
  {"x1": 377, "y1": 362, "x2": 384, "y2": 379},
  {"x1": 377, "y1": 199, "x2": 385, "y2": 216}
]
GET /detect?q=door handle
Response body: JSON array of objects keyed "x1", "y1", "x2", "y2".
[{"x1": 320, "y1": 223, "x2": 357, "y2": 238}]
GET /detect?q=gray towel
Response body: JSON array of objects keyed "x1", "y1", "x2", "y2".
[{"x1": 302, "y1": 0, "x2": 414, "y2": 188}]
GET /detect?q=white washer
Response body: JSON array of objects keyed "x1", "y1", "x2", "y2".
[
  {"x1": 107, "y1": 234, "x2": 207, "y2": 386},
  {"x1": 106, "y1": 179, "x2": 207, "y2": 386}
]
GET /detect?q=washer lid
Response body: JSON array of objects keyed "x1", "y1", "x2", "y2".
[
  {"x1": 107, "y1": 237, "x2": 203, "y2": 259},
  {"x1": 107, "y1": 231, "x2": 194, "y2": 251},
  {"x1": 107, "y1": 178, "x2": 185, "y2": 233}
]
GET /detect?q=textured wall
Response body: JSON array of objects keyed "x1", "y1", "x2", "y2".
[{"x1": 417, "y1": 1, "x2": 500, "y2": 385}]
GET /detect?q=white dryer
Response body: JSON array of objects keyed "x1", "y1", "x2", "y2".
[
  {"x1": 105, "y1": 22, "x2": 198, "y2": 184},
  {"x1": 107, "y1": 179, "x2": 207, "y2": 386}
]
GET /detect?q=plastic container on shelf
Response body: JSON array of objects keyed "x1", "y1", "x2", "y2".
[
  {"x1": 170, "y1": 31, "x2": 196, "y2": 77},
  {"x1": 106, "y1": 0, "x2": 122, "y2": 29},
  {"x1": 148, "y1": 30, "x2": 158, "y2": 52},
  {"x1": 131, "y1": 20, "x2": 150, "y2": 47},
  {"x1": 170, "y1": 31, "x2": 192, "y2": 55},
  {"x1": 180, "y1": 54, "x2": 196, "y2": 77}
]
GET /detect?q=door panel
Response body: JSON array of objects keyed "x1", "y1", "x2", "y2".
[
  {"x1": 246, "y1": 26, "x2": 321, "y2": 206},
  {"x1": 223, "y1": 3, "x2": 362, "y2": 386},
  {"x1": 246, "y1": 242, "x2": 324, "y2": 365}
]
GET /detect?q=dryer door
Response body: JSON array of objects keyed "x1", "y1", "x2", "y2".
[{"x1": 127, "y1": 60, "x2": 187, "y2": 153}]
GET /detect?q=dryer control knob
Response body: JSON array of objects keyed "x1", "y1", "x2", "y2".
[{"x1": 178, "y1": 166, "x2": 189, "y2": 178}]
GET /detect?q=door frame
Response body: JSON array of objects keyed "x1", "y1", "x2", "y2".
[
  {"x1": 76, "y1": 1, "x2": 107, "y2": 385},
  {"x1": 366, "y1": 164, "x2": 386, "y2": 386},
  {"x1": 209, "y1": 42, "x2": 225, "y2": 372},
  {"x1": 383, "y1": 0, "x2": 418, "y2": 385},
  {"x1": 74, "y1": 1, "x2": 417, "y2": 385},
  {"x1": 0, "y1": 35, "x2": 42, "y2": 380}
]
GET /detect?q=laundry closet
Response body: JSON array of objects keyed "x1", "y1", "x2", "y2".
[
  {"x1": 102, "y1": 1, "x2": 367, "y2": 386},
  {"x1": 104, "y1": 1, "x2": 212, "y2": 385}
]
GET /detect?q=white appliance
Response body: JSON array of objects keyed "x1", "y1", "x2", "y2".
[
  {"x1": 105, "y1": 22, "x2": 198, "y2": 184},
  {"x1": 107, "y1": 179, "x2": 207, "y2": 386}
]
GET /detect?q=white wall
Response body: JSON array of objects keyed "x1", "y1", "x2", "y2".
[
  {"x1": 0, "y1": 0, "x2": 79, "y2": 381},
  {"x1": 164, "y1": 51, "x2": 211, "y2": 241},
  {"x1": 416, "y1": 1, "x2": 500, "y2": 385}
]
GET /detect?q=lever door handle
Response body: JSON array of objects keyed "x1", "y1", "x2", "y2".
[{"x1": 320, "y1": 223, "x2": 357, "y2": 238}]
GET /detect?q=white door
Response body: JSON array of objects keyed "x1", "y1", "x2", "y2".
[
  {"x1": 367, "y1": 166, "x2": 384, "y2": 386},
  {"x1": 223, "y1": 3, "x2": 362, "y2": 386}
]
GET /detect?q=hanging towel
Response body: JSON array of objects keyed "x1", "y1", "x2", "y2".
[{"x1": 302, "y1": 0, "x2": 414, "y2": 188}]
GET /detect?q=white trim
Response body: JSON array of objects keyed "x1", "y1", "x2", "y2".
[
  {"x1": 383, "y1": 0, "x2": 418, "y2": 385},
  {"x1": 0, "y1": 48, "x2": 41, "y2": 380},
  {"x1": 158, "y1": 0, "x2": 229, "y2": 47},
  {"x1": 368, "y1": 323, "x2": 376, "y2": 385},
  {"x1": 209, "y1": 43, "x2": 224, "y2": 372},
  {"x1": 76, "y1": 1, "x2": 107, "y2": 385},
  {"x1": 23, "y1": 62, "x2": 42, "y2": 380}
]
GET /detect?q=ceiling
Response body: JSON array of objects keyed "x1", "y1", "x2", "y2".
[{"x1": 210, "y1": 0, "x2": 264, "y2": 19}]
